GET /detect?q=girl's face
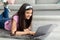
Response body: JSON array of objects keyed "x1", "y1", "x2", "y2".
[{"x1": 25, "y1": 9, "x2": 32, "y2": 20}]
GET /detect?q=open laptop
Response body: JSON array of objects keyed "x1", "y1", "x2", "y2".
[{"x1": 29, "y1": 24, "x2": 56, "y2": 38}]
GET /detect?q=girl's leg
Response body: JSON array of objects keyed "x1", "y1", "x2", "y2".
[
  {"x1": 2, "y1": 0, "x2": 10, "y2": 18},
  {"x1": 0, "y1": 13, "x2": 4, "y2": 28},
  {"x1": 0, "y1": 18, "x2": 10, "y2": 29},
  {"x1": 0, "y1": 0, "x2": 10, "y2": 28},
  {"x1": 3, "y1": 7, "x2": 9, "y2": 18},
  {"x1": 0, "y1": 7, "x2": 10, "y2": 29}
]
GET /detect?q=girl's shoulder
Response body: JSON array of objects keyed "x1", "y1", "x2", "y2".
[
  {"x1": 4, "y1": 14, "x2": 18, "y2": 31},
  {"x1": 13, "y1": 15, "x2": 18, "y2": 18},
  {"x1": 13, "y1": 15, "x2": 18, "y2": 22}
]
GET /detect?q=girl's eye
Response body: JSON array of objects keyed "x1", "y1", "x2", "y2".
[{"x1": 26, "y1": 12, "x2": 29, "y2": 14}]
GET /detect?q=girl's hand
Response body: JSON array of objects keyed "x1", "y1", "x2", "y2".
[
  {"x1": 24, "y1": 29, "x2": 30, "y2": 35},
  {"x1": 29, "y1": 31, "x2": 35, "y2": 36},
  {"x1": 24, "y1": 29, "x2": 35, "y2": 35},
  {"x1": 24, "y1": 29, "x2": 30, "y2": 32}
]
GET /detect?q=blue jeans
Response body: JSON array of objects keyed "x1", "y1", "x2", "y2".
[{"x1": 0, "y1": 7, "x2": 10, "y2": 29}]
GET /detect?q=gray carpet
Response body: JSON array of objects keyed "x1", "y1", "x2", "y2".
[
  {"x1": 0, "y1": 29, "x2": 31, "y2": 39},
  {"x1": 0, "y1": 29, "x2": 41, "y2": 40}
]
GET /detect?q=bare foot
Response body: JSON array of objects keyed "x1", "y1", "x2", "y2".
[{"x1": 0, "y1": 2, "x2": 3, "y2": 5}]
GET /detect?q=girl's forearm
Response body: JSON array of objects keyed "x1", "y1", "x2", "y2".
[{"x1": 15, "y1": 31, "x2": 30, "y2": 36}]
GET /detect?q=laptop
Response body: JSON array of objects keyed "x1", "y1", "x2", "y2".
[{"x1": 29, "y1": 24, "x2": 56, "y2": 38}]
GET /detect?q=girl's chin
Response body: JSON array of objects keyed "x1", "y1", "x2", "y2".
[{"x1": 26, "y1": 18, "x2": 30, "y2": 20}]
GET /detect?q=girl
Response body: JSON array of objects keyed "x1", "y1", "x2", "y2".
[{"x1": 5, "y1": 3, "x2": 35, "y2": 36}]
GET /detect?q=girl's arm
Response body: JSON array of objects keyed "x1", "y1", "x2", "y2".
[
  {"x1": 28, "y1": 23, "x2": 32, "y2": 31},
  {"x1": 11, "y1": 20, "x2": 30, "y2": 36},
  {"x1": 11, "y1": 19, "x2": 17, "y2": 35},
  {"x1": 28, "y1": 25, "x2": 32, "y2": 31}
]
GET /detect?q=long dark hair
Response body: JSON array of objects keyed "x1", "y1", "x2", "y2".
[{"x1": 12, "y1": 3, "x2": 33, "y2": 31}]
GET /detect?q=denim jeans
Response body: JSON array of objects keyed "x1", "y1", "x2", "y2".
[{"x1": 0, "y1": 7, "x2": 10, "y2": 28}]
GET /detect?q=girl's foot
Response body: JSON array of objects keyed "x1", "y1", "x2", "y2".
[
  {"x1": 4, "y1": 2, "x2": 11, "y2": 12},
  {"x1": 4, "y1": 1, "x2": 8, "y2": 6}
]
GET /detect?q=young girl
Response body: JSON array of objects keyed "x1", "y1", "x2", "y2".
[
  {"x1": 4, "y1": 3, "x2": 35, "y2": 36},
  {"x1": 0, "y1": 3, "x2": 56, "y2": 38}
]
